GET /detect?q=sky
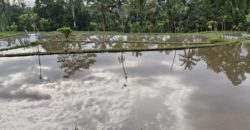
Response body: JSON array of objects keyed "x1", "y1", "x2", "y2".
[
  {"x1": 25, "y1": 0, "x2": 34, "y2": 7},
  {"x1": 11, "y1": 0, "x2": 35, "y2": 7}
]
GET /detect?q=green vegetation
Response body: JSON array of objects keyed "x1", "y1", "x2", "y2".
[
  {"x1": 245, "y1": 14, "x2": 250, "y2": 33},
  {"x1": 30, "y1": 40, "x2": 43, "y2": 46},
  {"x1": 19, "y1": 13, "x2": 38, "y2": 31},
  {"x1": 0, "y1": 32, "x2": 25, "y2": 38},
  {"x1": 1, "y1": 0, "x2": 250, "y2": 33},
  {"x1": 57, "y1": 27, "x2": 73, "y2": 41}
]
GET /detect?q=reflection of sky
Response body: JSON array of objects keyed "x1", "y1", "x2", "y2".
[{"x1": 0, "y1": 50, "x2": 250, "y2": 130}]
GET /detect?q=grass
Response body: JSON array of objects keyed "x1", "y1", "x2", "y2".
[
  {"x1": 184, "y1": 31, "x2": 244, "y2": 39},
  {"x1": 0, "y1": 31, "x2": 26, "y2": 38},
  {"x1": 76, "y1": 30, "x2": 245, "y2": 36}
]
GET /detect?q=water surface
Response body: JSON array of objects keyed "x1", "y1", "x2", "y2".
[{"x1": 0, "y1": 44, "x2": 250, "y2": 130}]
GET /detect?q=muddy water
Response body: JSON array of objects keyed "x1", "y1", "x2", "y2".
[{"x1": 0, "y1": 43, "x2": 250, "y2": 130}]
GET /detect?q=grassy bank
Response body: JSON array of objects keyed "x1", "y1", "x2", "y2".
[
  {"x1": 0, "y1": 32, "x2": 26, "y2": 38},
  {"x1": 76, "y1": 31, "x2": 245, "y2": 38}
]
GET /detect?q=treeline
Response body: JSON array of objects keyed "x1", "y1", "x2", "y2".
[{"x1": 1, "y1": 0, "x2": 250, "y2": 33}]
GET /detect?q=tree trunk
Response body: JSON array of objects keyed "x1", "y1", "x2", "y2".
[
  {"x1": 247, "y1": 0, "x2": 250, "y2": 13},
  {"x1": 136, "y1": 0, "x2": 139, "y2": 22},
  {"x1": 121, "y1": 19, "x2": 125, "y2": 33},
  {"x1": 224, "y1": 22, "x2": 226, "y2": 31},
  {"x1": 248, "y1": 25, "x2": 250, "y2": 33},
  {"x1": 221, "y1": 22, "x2": 223, "y2": 31},
  {"x1": 101, "y1": 3, "x2": 106, "y2": 31},
  {"x1": 72, "y1": 4, "x2": 76, "y2": 29}
]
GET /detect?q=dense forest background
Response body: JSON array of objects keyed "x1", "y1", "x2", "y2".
[{"x1": 1, "y1": 0, "x2": 250, "y2": 33}]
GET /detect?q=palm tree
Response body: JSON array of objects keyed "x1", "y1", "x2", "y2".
[
  {"x1": 163, "y1": 0, "x2": 187, "y2": 32},
  {"x1": 117, "y1": 0, "x2": 129, "y2": 33},
  {"x1": 247, "y1": 0, "x2": 250, "y2": 13},
  {"x1": 68, "y1": 0, "x2": 80, "y2": 29},
  {"x1": 88, "y1": 0, "x2": 112, "y2": 31}
]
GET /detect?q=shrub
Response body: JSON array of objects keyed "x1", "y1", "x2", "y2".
[
  {"x1": 209, "y1": 39, "x2": 223, "y2": 44},
  {"x1": 57, "y1": 27, "x2": 73, "y2": 41},
  {"x1": 30, "y1": 41, "x2": 43, "y2": 46},
  {"x1": 10, "y1": 22, "x2": 18, "y2": 32},
  {"x1": 39, "y1": 18, "x2": 50, "y2": 31}
]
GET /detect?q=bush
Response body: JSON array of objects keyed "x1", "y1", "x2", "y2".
[
  {"x1": 209, "y1": 39, "x2": 223, "y2": 44},
  {"x1": 57, "y1": 27, "x2": 73, "y2": 41},
  {"x1": 30, "y1": 41, "x2": 43, "y2": 46},
  {"x1": 39, "y1": 18, "x2": 50, "y2": 31},
  {"x1": 130, "y1": 22, "x2": 140, "y2": 33},
  {"x1": 10, "y1": 22, "x2": 18, "y2": 32}
]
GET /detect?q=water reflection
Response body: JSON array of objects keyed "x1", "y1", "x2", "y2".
[
  {"x1": 118, "y1": 52, "x2": 128, "y2": 88},
  {"x1": 1, "y1": 44, "x2": 250, "y2": 129},
  {"x1": 58, "y1": 54, "x2": 96, "y2": 78},
  {"x1": 0, "y1": 34, "x2": 38, "y2": 49},
  {"x1": 37, "y1": 43, "x2": 250, "y2": 88},
  {"x1": 0, "y1": 34, "x2": 208, "y2": 55},
  {"x1": 46, "y1": 43, "x2": 250, "y2": 86},
  {"x1": 198, "y1": 44, "x2": 250, "y2": 86},
  {"x1": 179, "y1": 49, "x2": 201, "y2": 70}
]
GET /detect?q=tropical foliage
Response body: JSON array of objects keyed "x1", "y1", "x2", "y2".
[
  {"x1": 57, "y1": 26, "x2": 73, "y2": 40},
  {"x1": 1, "y1": 0, "x2": 250, "y2": 32}
]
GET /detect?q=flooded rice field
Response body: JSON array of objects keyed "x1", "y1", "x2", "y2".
[
  {"x1": 0, "y1": 33, "x2": 208, "y2": 55},
  {"x1": 1, "y1": 34, "x2": 250, "y2": 130}
]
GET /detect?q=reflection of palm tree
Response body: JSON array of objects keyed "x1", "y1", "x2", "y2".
[
  {"x1": 118, "y1": 52, "x2": 128, "y2": 88},
  {"x1": 38, "y1": 54, "x2": 42, "y2": 79},
  {"x1": 113, "y1": 40, "x2": 123, "y2": 49},
  {"x1": 58, "y1": 53, "x2": 96, "y2": 78},
  {"x1": 198, "y1": 44, "x2": 250, "y2": 86},
  {"x1": 94, "y1": 41, "x2": 112, "y2": 49},
  {"x1": 179, "y1": 49, "x2": 200, "y2": 70},
  {"x1": 171, "y1": 50, "x2": 177, "y2": 71},
  {"x1": 92, "y1": 35, "x2": 113, "y2": 49},
  {"x1": 37, "y1": 44, "x2": 42, "y2": 80},
  {"x1": 89, "y1": 0, "x2": 112, "y2": 31},
  {"x1": 128, "y1": 43, "x2": 144, "y2": 58},
  {"x1": 132, "y1": 51, "x2": 142, "y2": 58}
]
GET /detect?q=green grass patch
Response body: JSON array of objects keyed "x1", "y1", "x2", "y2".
[
  {"x1": 30, "y1": 41, "x2": 43, "y2": 46},
  {"x1": 0, "y1": 32, "x2": 26, "y2": 38}
]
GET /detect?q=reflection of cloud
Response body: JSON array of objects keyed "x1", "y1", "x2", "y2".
[
  {"x1": 0, "y1": 68, "x2": 195, "y2": 130},
  {"x1": 164, "y1": 77, "x2": 194, "y2": 130},
  {"x1": 0, "y1": 73, "x2": 134, "y2": 130},
  {"x1": 0, "y1": 51, "x2": 203, "y2": 130},
  {"x1": 0, "y1": 72, "x2": 52, "y2": 101},
  {"x1": 0, "y1": 87, "x2": 51, "y2": 101}
]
